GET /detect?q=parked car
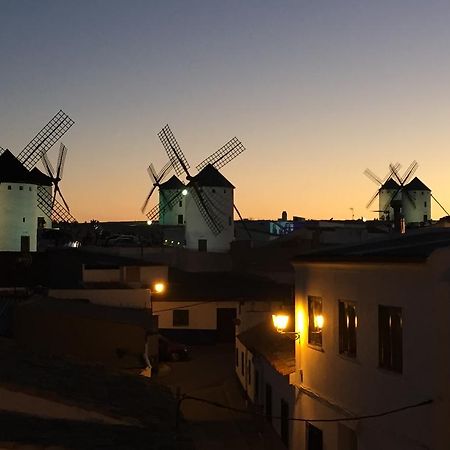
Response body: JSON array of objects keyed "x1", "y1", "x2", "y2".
[{"x1": 158, "y1": 335, "x2": 189, "y2": 361}]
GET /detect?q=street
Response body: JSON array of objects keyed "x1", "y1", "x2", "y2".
[{"x1": 156, "y1": 343, "x2": 286, "y2": 450}]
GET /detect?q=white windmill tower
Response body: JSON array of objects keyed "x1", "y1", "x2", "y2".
[
  {"x1": 0, "y1": 110, "x2": 76, "y2": 251},
  {"x1": 141, "y1": 162, "x2": 187, "y2": 226},
  {"x1": 157, "y1": 125, "x2": 246, "y2": 253}
]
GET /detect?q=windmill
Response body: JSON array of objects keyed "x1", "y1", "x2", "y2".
[
  {"x1": 16, "y1": 109, "x2": 76, "y2": 223},
  {"x1": 154, "y1": 124, "x2": 246, "y2": 251},
  {"x1": 141, "y1": 161, "x2": 173, "y2": 213}
]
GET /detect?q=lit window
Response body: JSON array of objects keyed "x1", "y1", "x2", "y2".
[
  {"x1": 379, "y1": 305, "x2": 402, "y2": 372},
  {"x1": 308, "y1": 296, "x2": 323, "y2": 347},
  {"x1": 339, "y1": 301, "x2": 357, "y2": 357}
]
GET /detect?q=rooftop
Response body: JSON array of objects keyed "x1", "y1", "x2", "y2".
[
  {"x1": 237, "y1": 320, "x2": 295, "y2": 376},
  {"x1": 188, "y1": 164, "x2": 234, "y2": 188}
]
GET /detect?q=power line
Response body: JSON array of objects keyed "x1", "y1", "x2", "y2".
[
  {"x1": 175, "y1": 394, "x2": 432, "y2": 428},
  {"x1": 153, "y1": 301, "x2": 212, "y2": 313}
]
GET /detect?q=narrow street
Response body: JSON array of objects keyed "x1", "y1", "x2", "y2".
[{"x1": 156, "y1": 343, "x2": 286, "y2": 450}]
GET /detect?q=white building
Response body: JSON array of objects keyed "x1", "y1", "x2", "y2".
[
  {"x1": 185, "y1": 164, "x2": 234, "y2": 253},
  {"x1": 158, "y1": 175, "x2": 186, "y2": 226},
  {"x1": 0, "y1": 150, "x2": 52, "y2": 252},
  {"x1": 290, "y1": 229, "x2": 450, "y2": 450}
]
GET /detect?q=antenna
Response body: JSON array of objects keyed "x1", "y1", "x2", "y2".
[{"x1": 17, "y1": 110, "x2": 74, "y2": 170}]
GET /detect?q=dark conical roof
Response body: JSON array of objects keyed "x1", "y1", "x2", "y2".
[
  {"x1": 0, "y1": 149, "x2": 37, "y2": 184},
  {"x1": 30, "y1": 168, "x2": 53, "y2": 186},
  {"x1": 159, "y1": 175, "x2": 185, "y2": 190},
  {"x1": 189, "y1": 164, "x2": 234, "y2": 188},
  {"x1": 404, "y1": 177, "x2": 430, "y2": 191},
  {"x1": 380, "y1": 178, "x2": 400, "y2": 190}
]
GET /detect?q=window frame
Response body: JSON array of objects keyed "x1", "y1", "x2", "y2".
[
  {"x1": 338, "y1": 300, "x2": 357, "y2": 358},
  {"x1": 308, "y1": 296, "x2": 323, "y2": 348},
  {"x1": 378, "y1": 305, "x2": 403, "y2": 373}
]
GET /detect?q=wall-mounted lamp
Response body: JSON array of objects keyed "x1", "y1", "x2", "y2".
[{"x1": 272, "y1": 311, "x2": 300, "y2": 340}]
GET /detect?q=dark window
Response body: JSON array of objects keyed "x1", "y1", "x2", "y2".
[
  {"x1": 22, "y1": 217, "x2": 26, "y2": 223},
  {"x1": 308, "y1": 296, "x2": 323, "y2": 347},
  {"x1": 247, "y1": 360, "x2": 251, "y2": 385},
  {"x1": 177, "y1": 214, "x2": 183, "y2": 224},
  {"x1": 173, "y1": 309, "x2": 189, "y2": 327},
  {"x1": 179, "y1": 201, "x2": 182, "y2": 207},
  {"x1": 125, "y1": 266, "x2": 140, "y2": 282},
  {"x1": 29, "y1": 187, "x2": 32, "y2": 191},
  {"x1": 235, "y1": 348, "x2": 239, "y2": 367},
  {"x1": 228, "y1": 216, "x2": 231, "y2": 226},
  {"x1": 7, "y1": 185, "x2": 11, "y2": 190},
  {"x1": 212, "y1": 188, "x2": 216, "y2": 193},
  {"x1": 198, "y1": 239, "x2": 207, "y2": 252},
  {"x1": 306, "y1": 423, "x2": 323, "y2": 450},
  {"x1": 20, "y1": 236, "x2": 30, "y2": 252},
  {"x1": 424, "y1": 201, "x2": 427, "y2": 207},
  {"x1": 255, "y1": 370, "x2": 259, "y2": 403},
  {"x1": 339, "y1": 301, "x2": 357, "y2": 357},
  {"x1": 241, "y1": 352, "x2": 244, "y2": 376},
  {"x1": 265, "y1": 383, "x2": 272, "y2": 423},
  {"x1": 338, "y1": 424, "x2": 357, "y2": 450},
  {"x1": 379, "y1": 305, "x2": 402, "y2": 372},
  {"x1": 423, "y1": 215, "x2": 428, "y2": 222},
  {"x1": 19, "y1": 186, "x2": 23, "y2": 191},
  {"x1": 281, "y1": 399, "x2": 289, "y2": 447}
]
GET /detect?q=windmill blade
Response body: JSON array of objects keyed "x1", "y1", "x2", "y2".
[
  {"x1": 233, "y1": 204, "x2": 252, "y2": 239},
  {"x1": 189, "y1": 184, "x2": 224, "y2": 235},
  {"x1": 401, "y1": 160, "x2": 418, "y2": 184},
  {"x1": 56, "y1": 143, "x2": 67, "y2": 180},
  {"x1": 17, "y1": 110, "x2": 74, "y2": 170},
  {"x1": 148, "y1": 163, "x2": 158, "y2": 184},
  {"x1": 55, "y1": 186, "x2": 71, "y2": 212},
  {"x1": 383, "y1": 163, "x2": 401, "y2": 183},
  {"x1": 146, "y1": 190, "x2": 183, "y2": 221},
  {"x1": 157, "y1": 125, "x2": 190, "y2": 177},
  {"x1": 37, "y1": 186, "x2": 76, "y2": 223},
  {"x1": 141, "y1": 185, "x2": 158, "y2": 213},
  {"x1": 196, "y1": 137, "x2": 246, "y2": 172},
  {"x1": 389, "y1": 163, "x2": 403, "y2": 184},
  {"x1": 366, "y1": 190, "x2": 380, "y2": 209},
  {"x1": 41, "y1": 152, "x2": 55, "y2": 178},
  {"x1": 431, "y1": 194, "x2": 450, "y2": 216},
  {"x1": 156, "y1": 160, "x2": 173, "y2": 182},
  {"x1": 363, "y1": 168, "x2": 383, "y2": 186}
]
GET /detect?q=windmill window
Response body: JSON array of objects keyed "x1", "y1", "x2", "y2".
[
  {"x1": 19, "y1": 186, "x2": 23, "y2": 191},
  {"x1": 223, "y1": 189, "x2": 226, "y2": 193},
  {"x1": 22, "y1": 217, "x2": 26, "y2": 223},
  {"x1": 228, "y1": 216, "x2": 232, "y2": 226},
  {"x1": 212, "y1": 188, "x2": 216, "y2": 193},
  {"x1": 179, "y1": 201, "x2": 182, "y2": 207},
  {"x1": 7, "y1": 186, "x2": 11, "y2": 190},
  {"x1": 29, "y1": 187, "x2": 32, "y2": 191},
  {"x1": 177, "y1": 214, "x2": 183, "y2": 225},
  {"x1": 424, "y1": 201, "x2": 427, "y2": 207}
]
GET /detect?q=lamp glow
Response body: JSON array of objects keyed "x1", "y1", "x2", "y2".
[
  {"x1": 182, "y1": 189, "x2": 188, "y2": 196},
  {"x1": 315, "y1": 314, "x2": 324, "y2": 329},
  {"x1": 272, "y1": 313, "x2": 289, "y2": 331},
  {"x1": 153, "y1": 282, "x2": 165, "y2": 294}
]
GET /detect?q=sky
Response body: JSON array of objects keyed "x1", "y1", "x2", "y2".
[{"x1": 1, "y1": 0, "x2": 450, "y2": 222}]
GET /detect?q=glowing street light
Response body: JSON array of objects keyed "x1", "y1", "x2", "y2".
[{"x1": 272, "y1": 309, "x2": 300, "y2": 340}]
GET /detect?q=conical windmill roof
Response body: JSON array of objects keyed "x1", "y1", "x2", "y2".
[
  {"x1": 404, "y1": 177, "x2": 431, "y2": 191},
  {"x1": 189, "y1": 164, "x2": 234, "y2": 188},
  {"x1": 30, "y1": 168, "x2": 53, "y2": 186},
  {"x1": 160, "y1": 175, "x2": 185, "y2": 190},
  {"x1": 380, "y1": 178, "x2": 400, "y2": 190},
  {"x1": 0, "y1": 149, "x2": 38, "y2": 184}
]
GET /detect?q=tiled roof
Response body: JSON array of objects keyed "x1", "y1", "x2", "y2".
[
  {"x1": 188, "y1": 164, "x2": 234, "y2": 188},
  {"x1": 237, "y1": 320, "x2": 295, "y2": 376}
]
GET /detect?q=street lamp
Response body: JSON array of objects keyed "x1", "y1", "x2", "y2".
[
  {"x1": 152, "y1": 281, "x2": 166, "y2": 294},
  {"x1": 272, "y1": 310, "x2": 300, "y2": 340}
]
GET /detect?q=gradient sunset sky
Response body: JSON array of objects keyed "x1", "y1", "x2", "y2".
[{"x1": 1, "y1": 0, "x2": 450, "y2": 222}]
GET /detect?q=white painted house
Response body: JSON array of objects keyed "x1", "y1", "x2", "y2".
[
  {"x1": 185, "y1": 164, "x2": 234, "y2": 253},
  {"x1": 0, "y1": 150, "x2": 52, "y2": 252},
  {"x1": 290, "y1": 229, "x2": 450, "y2": 450}
]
